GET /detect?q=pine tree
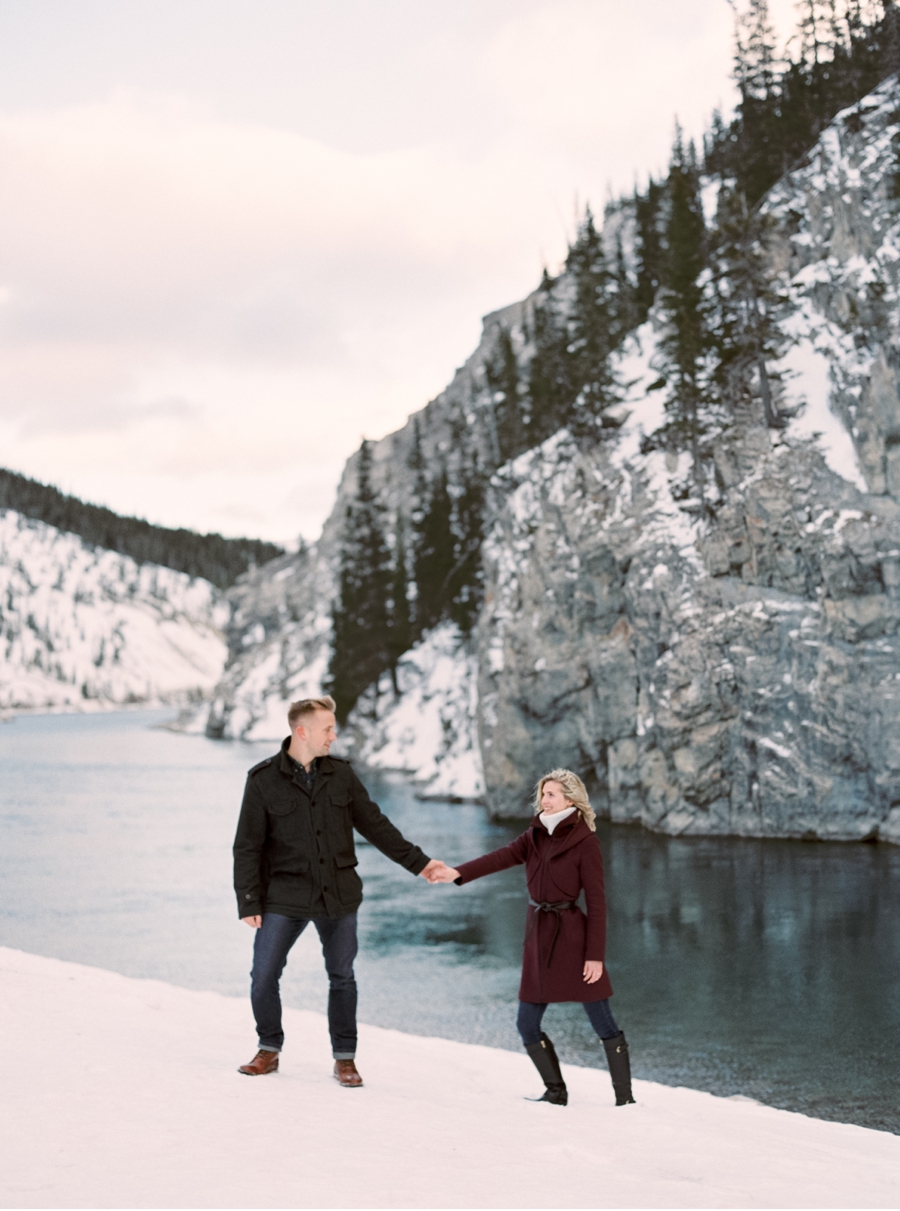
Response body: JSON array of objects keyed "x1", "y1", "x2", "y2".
[
  {"x1": 881, "y1": 0, "x2": 900, "y2": 80},
  {"x1": 485, "y1": 326, "x2": 524, "y2": 465},
  {"x1": 412, "y1": 468, "x2": 455, "y2": 634},
  {"x1": 796, "y1": 0, "x2": 831, "y2": 68},
  {"x1": 728, "y1": 0, "x2": 783, "y2": 202},
  {"x1": 327, "y1": 439, "x2": 392, "y2": 722},
  {"x1": 563, "y1": 207, "x2": 627, "y2": 437},
  {"x1": 526, "y1": 271, "x2": 573, "y2": 446},
  {"x1": 634, "y1": 179, "x2": 665, "y2": 322},
  {"x1": 732, "y1": 0, "x2": 778, "y2": 98},
  {"x1": 386, "y1": 513, "x2": 413, "y2": 692},
  {"x1": 656, "y1": 129, "x2": 711, "y2": 492},
  {"x1": 447, "y1": 455, "x2": 486, "y2": 635},
  {"x1": 612, "y1": 227, "x2": 640, "y2": 336},
  {"x1": 709, "y1": 186, "x2": 794, "y2": 427}
]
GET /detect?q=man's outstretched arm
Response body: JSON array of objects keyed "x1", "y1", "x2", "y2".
[{"x1": 348, "y1": 769, "x2": 440, "y2": 875}]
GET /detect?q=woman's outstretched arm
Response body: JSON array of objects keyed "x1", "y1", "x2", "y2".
[{"x1": 426, "y1": 830, "x2": 530, "y2": 884}]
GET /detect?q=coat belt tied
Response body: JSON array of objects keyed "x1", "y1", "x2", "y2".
[{"x1": 527, "y1": 898, "x2": 578, "y2": 968}]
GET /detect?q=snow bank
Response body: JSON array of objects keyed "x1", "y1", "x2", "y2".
[{"x1": 2, "y1": 947, "x2": 898, "y2": 1209}]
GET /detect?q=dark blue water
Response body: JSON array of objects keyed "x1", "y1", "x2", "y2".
[{"x1": 1, "y1": 709, "x2": 898, "y2": 1133}]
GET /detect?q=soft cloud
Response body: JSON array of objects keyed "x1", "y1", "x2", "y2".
[
  {"x1": 0, "y1": 90, "x2": 559, "y2": 533},
  {"x1": 0, "y1": 1, "x2": 748, "y2": 543}
]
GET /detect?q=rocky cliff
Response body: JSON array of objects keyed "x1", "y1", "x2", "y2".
[{"x1": 192, "y1": 78, "x2": 900, "y2": 844}]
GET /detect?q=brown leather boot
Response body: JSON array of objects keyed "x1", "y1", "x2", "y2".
[
  {"x1": 238, "y1": 1049, "x2": 280, "y2": 1076},
  {"x1": 333, "y1": 1059, "x2": 363, "y2": 1087}
]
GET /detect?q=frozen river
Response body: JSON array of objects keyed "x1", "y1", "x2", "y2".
[{"x1": 1, "y1": 708, "x2": 898, "y2": 1133}]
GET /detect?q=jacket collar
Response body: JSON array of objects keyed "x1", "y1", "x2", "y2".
[{"x1": 277, "y1": 738, "x2": 337, "y2": 783}]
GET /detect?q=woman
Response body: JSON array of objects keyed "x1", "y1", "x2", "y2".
[{"x1": 430, "y1": 769, "x2": 634, "y2": 1107}]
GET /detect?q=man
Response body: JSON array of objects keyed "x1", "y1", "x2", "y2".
[{"x1": 233, "y1": 695, "x2": 445, "y2": 1087}]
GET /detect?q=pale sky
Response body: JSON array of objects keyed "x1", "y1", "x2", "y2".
[{"x1": 0, "y1": 0, "x2": 798, "y2": 545}]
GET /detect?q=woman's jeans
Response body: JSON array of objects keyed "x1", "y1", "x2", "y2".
[
  {"x1": 251, "y1": 911, "x2": 358, "y2": 1059},
  {"x1": 517, "y1": 998, "x2": 620, "y2": 1046}
]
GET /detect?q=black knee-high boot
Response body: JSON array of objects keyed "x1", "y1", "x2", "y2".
[
  {"x1": 525, "y1": 1033, "x2": 568, "y2": 1105},
  {"x1": 602, "y1": 1032, "x2": 636, "y2": 1105}
]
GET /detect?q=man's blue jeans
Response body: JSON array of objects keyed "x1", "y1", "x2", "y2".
[{"x1": 251, "y1": 912, "x2": 358, "y2": 1059}]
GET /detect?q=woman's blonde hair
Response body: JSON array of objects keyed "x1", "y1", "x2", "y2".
[{"x1": 534, "y1": 768, "x2": 596, "y2": 832}]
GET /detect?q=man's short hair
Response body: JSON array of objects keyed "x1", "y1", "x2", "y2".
[{"x1": 288, "y1": 696, "x2": 337, "y2": 730}]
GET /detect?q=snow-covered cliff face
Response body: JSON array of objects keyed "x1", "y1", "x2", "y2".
[
  {"x1": 767, "y1": 78, "x2": 900, "y2": 498},
  {"x1": 478, "y1": 373, "x2": 900, "y2": 843},
  {"x1": 192, "y1": 77, "x2": 900, "y2": 843},
  {"x1": 0, "y1": 510, "x2": 228, "y2": 710},
  {"x1": 477, "y1": 80, "x2": 900, "y2": 843}
]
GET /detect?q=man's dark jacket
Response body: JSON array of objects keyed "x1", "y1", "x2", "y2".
[{"x1": 233, "y1": 740, "x2": 430, "y2": 919}]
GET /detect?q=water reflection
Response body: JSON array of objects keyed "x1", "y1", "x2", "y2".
[
  {"x1": 0, "y1": 710, "x2": 897, "y2": 1134},
  {"x1": 600, "y1": 826, "x2": 900, "y2": 1131}
]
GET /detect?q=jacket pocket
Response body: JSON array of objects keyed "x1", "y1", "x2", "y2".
[
  {"x1": 268, "y1": 800, "x2": 297, "y2": 817},
  {"x1": 333, "y1": 852, "x2": 362, "y2": 904}
]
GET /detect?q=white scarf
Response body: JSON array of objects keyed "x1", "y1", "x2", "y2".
[{"x1": 539, "y1": 806, "x2": 577, "y2": 835}]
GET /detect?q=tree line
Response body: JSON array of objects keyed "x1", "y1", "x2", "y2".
[
  {"x1": 329, "y1": 0, "x2": 898, "y2": 720},
  {"x1": 327, "y1": 433, "x2": 486, "y2": 721},
  {"x1": 0, "y1": 466, "x2": 284, "y2": 590}
]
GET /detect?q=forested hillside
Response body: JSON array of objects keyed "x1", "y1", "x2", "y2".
[
  {"x1": 0, "y1": 467, "x2": 283, "y2": 589},
  {"x1": 325, "y1": 0, "x2": 900, "y2": 724}
]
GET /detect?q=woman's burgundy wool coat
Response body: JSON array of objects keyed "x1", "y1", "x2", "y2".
[{"x1": 455, "y1": 813, "x2": 613, "y2": 1004}]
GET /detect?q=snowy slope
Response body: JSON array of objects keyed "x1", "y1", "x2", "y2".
[
  {"x1": 349, "y1": 622, "x2": 484, "y2": 800},
  {"x1": 0, "y1": 509, "x2": 228, "y2": 710},
  {"x1": 2, "y1": 947, "x2": 899, "y2": 1209}
]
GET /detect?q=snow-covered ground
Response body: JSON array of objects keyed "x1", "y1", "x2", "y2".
[
  {"x1": 0, "y1": 510, "x2": 228, "y2": 710},
  {"x1": 2, "y1": 947, "x2": 898, "y2": 1209}
]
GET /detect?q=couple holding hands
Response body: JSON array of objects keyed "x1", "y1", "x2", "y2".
[{"x1": 232, "y1": 696, "x2": 635, "y2": 1107}]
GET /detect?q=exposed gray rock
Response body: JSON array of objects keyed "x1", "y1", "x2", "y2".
[{"x1": 476, "y1": 419, "x2": 900, "y2": 843}]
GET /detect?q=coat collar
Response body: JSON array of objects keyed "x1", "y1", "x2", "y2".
[{"x1": 531, "y1": 813, "x2": 592, "y2": 857}]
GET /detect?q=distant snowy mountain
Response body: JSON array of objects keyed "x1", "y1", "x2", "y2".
[{"x1": 0, "y1": 509, "x2": 228, "y2": 711}]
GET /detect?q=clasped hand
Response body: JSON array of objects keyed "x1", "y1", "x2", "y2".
[{"x1": 418, "y1": 859, "x2": 459, "y2": 883}]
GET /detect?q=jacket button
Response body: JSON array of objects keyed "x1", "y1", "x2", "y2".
[
  {"x1": 245, "y1": 894, "x2": 252, "y2": 900},
  {"x1": 319, "y1": 858, "x2": 324, "y2": 864},
  {"x1": 316, "y1": 830, "x2": 321, "y2": 836},
  {"x1": 323, "y1": 886, "x2": 328, "y2": 892}
]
